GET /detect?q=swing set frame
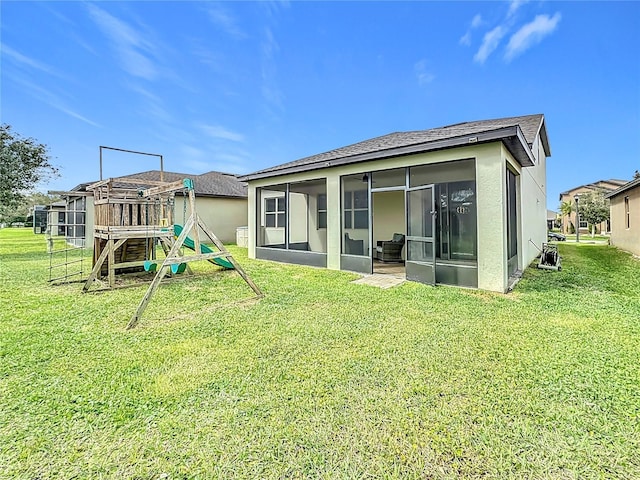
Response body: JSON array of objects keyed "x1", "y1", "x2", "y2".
[
  {"x1": 128, "y1": 178, "x2": 262, "y2": 329},
  {"x1": 82, "y1": 147, "x2": 262, "y2": 328}
]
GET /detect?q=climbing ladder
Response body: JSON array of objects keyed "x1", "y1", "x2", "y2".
[{"x1": 46, "y1": 227, "x2": 86, "y2": 284}]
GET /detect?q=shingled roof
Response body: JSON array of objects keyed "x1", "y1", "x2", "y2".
[
  {"x1": 240, "y1": 114, "x2": 549, "y2": 181},
  {"x1": 114, "y1": 170, "x2": 247, "y2": 198},
  {"x1": 559, "y1": 179, "x2": 629, "y2": 199},
  {"x1": 604, "y1": 177, "x2": 640, "y2": 199}
]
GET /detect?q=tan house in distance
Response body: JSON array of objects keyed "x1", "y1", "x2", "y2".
[
  {"x1": 558, "y1": 179, "x2": 628, "y2": 234},
  {"x1": 605, "y1": 177, "x2": 640, "y2": 256}
]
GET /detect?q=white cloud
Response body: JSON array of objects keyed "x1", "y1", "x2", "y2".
[
  {"x1": 1, "y1": 44, "x2": 58, "y2": 76},
  {"x1": 198, "y1": 124, "x2": 244, "y2": 142},
  {"x1": 474, "y1": 26, "x2": 507, "y2": 64},
  {"x1": 13, "y1": 77, "x2": 100, "y2": 127},
  {"x1": 215, "y1": 152, "x2": 248, "y2": 164},
  {"x1": 180, "y1": 148, "x2": 249, "y2": 174},
  {"x1": 505, "y1": 13, "x2": 562, "y2": 61},
  {"x1": 508, "y1": 0, "x2": 529, "y2": 18},
  {"x1": 183, "y1": 159, "x2": 212, "y2": 173},
  {"x1": 85, "y1": 4, "x2": 158, "y2": 80},
  {"x1": 209, "y1": 162, "x2": 248, "y2": 175},
  {"x1": 56, "y1": 106, "x2": 101, "y2": 127},
  {"x1": 205, "y1": 3, "x2": 247, "y2": 39},
  {"x1": 414, "y1": 59, "x2": 435, "y2": 86},
  {"x1": 260, "y1": 27, "x2": 284, "y2": 111},
  {"x1": 459, "y1": 14, "x2": 483, "y2": 46},
  {"x1": 459, "y1": 32, "x2": 472, "y2": 47}
]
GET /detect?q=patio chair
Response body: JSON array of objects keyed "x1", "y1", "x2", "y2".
[
  {"x1": 344, "y1": 233, "x2": 364, "y2": 255},
  {"x1": 376, "y1": 233, "x2": 405, "y2": 262}
]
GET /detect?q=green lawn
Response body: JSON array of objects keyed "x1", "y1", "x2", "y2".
[
  {"x1": 561, "y1": 233, "x2": 610, "y2": 243},
  {"x1": 1, "y1": 228, "x2": 639, "y2": 479}
]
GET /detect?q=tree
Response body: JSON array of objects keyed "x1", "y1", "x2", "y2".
[
  {"x1": 577, "y1": 190, "x2": 609, "y2": 237},
  {"x1": 0, "y1": 124, "x2": 59, "y2": 220},
  {"x1": 6, "y1": 192, "x2": 62, "y2": 225},
  {"x1": 559, "y1": 201, "x2": 573, "y2": 233}
]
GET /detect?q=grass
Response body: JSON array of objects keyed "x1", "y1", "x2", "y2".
[
  {"x1": 561, "y1": 233, "x2": 610, "y2": 243},
  {"x1": 1, "y1": 227, "x2": 639, "y2": 479}
]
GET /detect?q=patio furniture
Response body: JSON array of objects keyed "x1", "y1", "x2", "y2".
[
  {"x1": 376, "y1": 233, "x2": 405, "y2": 262},
  {"x1": 344, "y1": 233, "x2": 364, "y2": 255}
]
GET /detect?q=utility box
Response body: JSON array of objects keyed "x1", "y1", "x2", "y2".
[{"x1": 236, "y1": 226, "x2": 248, "y2": 247}]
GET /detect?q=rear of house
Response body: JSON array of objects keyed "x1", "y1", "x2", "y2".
[{"x1": 240, "y1": 114, "x2": 551, "y2": 293}]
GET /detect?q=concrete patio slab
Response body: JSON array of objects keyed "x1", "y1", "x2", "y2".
[{"x1": 351, "y1": 274, "x2": 406, "y2": 289}]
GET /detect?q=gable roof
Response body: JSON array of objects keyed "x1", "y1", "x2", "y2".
[
  {"x1": 604, "y1": 177, "x2": 640, "y2": 199},
  {"x1": 55, "y1": 170, "x2": 247, "y2": 198},
  {"x1": 117, "y1": 170, "x2": 247, "y2": 198},
  {"x1": 559, "y1": 179, "x2": 629, "y2": 200},
  {"x1": 239, "y1": 114, "x2": 549, "y2": 182}
]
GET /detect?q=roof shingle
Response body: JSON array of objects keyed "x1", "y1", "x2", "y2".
[
  {"x1": 240, "y1": 114, "x2": 547, "y2": 181},
  {"x1": 110, "y1": 170, "x2": 247, "y2": 198}
]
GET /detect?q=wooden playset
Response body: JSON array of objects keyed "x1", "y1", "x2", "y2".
[{"x1": 82, "y1": 147, "x2": 262, "y2": 328}]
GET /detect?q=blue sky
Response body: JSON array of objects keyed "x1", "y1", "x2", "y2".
[{"x1": 1, "y1": 1, "x2": 638, "y2": 210}]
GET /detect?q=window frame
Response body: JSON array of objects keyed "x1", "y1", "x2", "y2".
[
  {"x1": 625, "y1": 196, "x2": 630, "y2": 229},
  {"x1": 343, "y1": 189, "x2": 369, "y2": 230},
  {"x1": 265, "y1": 196, "x2": 286, "y2": 228},
  {"x1": 317, "y1": 193, "x2": 327, "y2": 229}
]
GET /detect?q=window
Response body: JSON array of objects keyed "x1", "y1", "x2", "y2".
[
  {"x1": 371, "y1": 168, "x2": 406, "y2": 188},
  {"x1": 344, "y1": 190, "x2": 368, "y2": 229},
  {"x1": 625, "y1": 196, "x2": 630, "y2": 228},
  {"x1": 506, "y1": 168, "x2": 518, "y2": 260},
  {"x1": 257, "y1": 180, "x2": 327, "y2": 252},
  {"x1": 317, "y1": 193, "x2": 327, "y2": 229},
  {"x1": 65, "y1": 196, "x2": 87, "y2": 246},
  {"x1": 579, "y1": 219, "x2": 588, "y2": 229},
  {"x1": 265, "y1": 197, "x2": 286, "y2": 228}
]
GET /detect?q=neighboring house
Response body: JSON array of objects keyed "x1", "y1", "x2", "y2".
[
  {"x1": 605, "y1": 177, "x2": 640, "y2": 256},
  {"x1": 28, "y1": 205, "x2": 48, "y2": 234},
  {"x1": 558, "y1": 179, "x2": 628, "y2": 234},
  {"x1": 50, "y1": 170, "x2": 247, "y2": 248},
  {"x1": 45, "y1": 201, "x2": 67, "y2": 236},
  {"x1": 547, "y1": 209, "x2": 558, "y2": 230},
  {"x1": 239, "y1": 114, "x2": 551, "y2": 293},
  {"x1": 49, "y1": 182, "x2": 95, "y2": 247}
]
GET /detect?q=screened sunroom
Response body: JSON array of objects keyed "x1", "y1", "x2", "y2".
[{"x1": 241, "y1": 114, "x2": 550, "y2": 293}]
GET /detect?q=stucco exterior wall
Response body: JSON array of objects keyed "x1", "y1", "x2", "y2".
[
  {"x1": 248, "y1": 142, "x2": 520, "y2": 291},
  {"x1": 609, "y1": 186, "x2": 640, "y2": 256},
  {"x1": 85, "y1": 196, "x2": 95, "y2": 247},
  {"x1": 559, "y1": 185, "x2": 612, "y2": 234},
  {"x1": 46, "y1": 206, "x2": 64, "y2": 236},
  {"x1": 372, "y1": 190, "x2": 405, "y2": 251},
  {"x1": 247, "y1": 135, "x2": 551, "y2": 292},
  {"x1": 305, "y1": 192, "x2": 327, "y2": 252},
  {"x1": 289, "y1": 192, "x2": 308, "y2": 244},
  {"x1": 175, "y1": 196, "x2": 247, "y2": 244},
  {"x1": 517, "y1": 140, "x2": 548, "y2": 269},
  {"x1": 476, "y1": 145, "x2": 507, "y2": 291}
]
